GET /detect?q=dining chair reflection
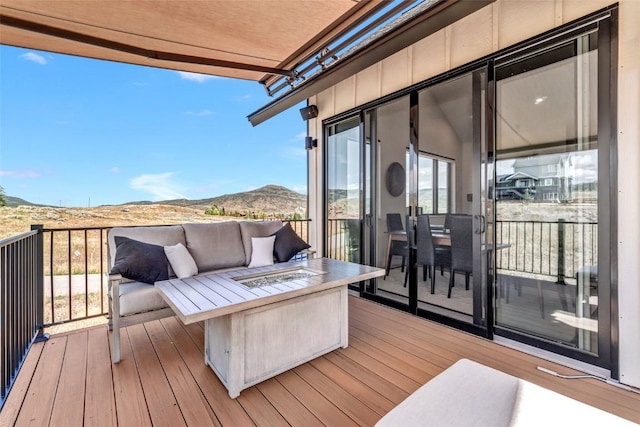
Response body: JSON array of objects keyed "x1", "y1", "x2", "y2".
[
  {"x1": 414, "y1": 215, "x2": 451, "y2": 294},
  {"x1": 384, "y1": 213, "x2": 408, "y2": 279},
  {"x1": 447, "y1": 214, "x2": 473, "y2": 298}
]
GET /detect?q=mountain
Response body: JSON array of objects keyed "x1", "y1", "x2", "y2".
[
  {"x1": 130, "y1": 185, "x2": 307, "y2": 216},
  {"x1": 4, "y1": 196, "x2": 47, "y2": 208},
  {"x1": 5, "y1": 185, "x2": 307, "y2": 215}
]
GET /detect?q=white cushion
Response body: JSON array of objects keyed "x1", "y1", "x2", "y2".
[
  {"x1": 239, "y1": 220, "x2": 283, "y2": 264},
  {"x1": 164, "y1": 243, "x2": 198, "y2": 278},
  {"x1": 376, "y1": 359, "x2": 518, "y2": 427},
  {"x1": 375, "y1": 359, "x2": 637, "y2": 427},
  {"x1": 248, "y1": 236, "x2": 275, "y2": 268}
]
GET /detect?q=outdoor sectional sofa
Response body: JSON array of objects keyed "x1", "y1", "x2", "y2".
[{"x1": 107, "y1": 220, "x2": 310, "y2": 363}]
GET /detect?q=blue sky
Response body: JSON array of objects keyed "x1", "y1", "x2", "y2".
[{"x1": 0, "y1": 46, "x2": 308, "y2": 207}]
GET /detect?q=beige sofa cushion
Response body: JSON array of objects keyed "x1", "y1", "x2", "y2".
[
  {"x1": 182, "y1": 221, "x2": 246, "y2": 271},
  {"x1": 117, "y1": 281, "x2": 169, "y2": 316},
  {"x1": 239, "y1": 220, "x2": 283, "y2": 265}
]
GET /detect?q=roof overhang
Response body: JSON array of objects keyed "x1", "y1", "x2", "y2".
[
  {"x1": 247, "y1": 0, "x2": 495, "y2": 126},
  {"x1": 0, "y1": 0, "x2": 387, "y2": 81}
]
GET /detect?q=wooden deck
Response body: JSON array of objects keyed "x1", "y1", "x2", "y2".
[{"x1": 2, "y1": 296, "x2": 639, "y2": 426}]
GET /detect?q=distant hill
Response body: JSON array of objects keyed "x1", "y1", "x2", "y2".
[
  {"x1": 5, "y1": 185, "x2": 307, "y2": 216},
  {"x1": 129, "y1": 185, "x2": 307, "y2": 216},
  {"x1": 5, "y1": 196, "x2": 48, "y2": 208}
]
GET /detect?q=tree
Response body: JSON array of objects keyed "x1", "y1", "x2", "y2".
[{"x1": 0, "y1": 185, "x2": 6, "y2": 207}]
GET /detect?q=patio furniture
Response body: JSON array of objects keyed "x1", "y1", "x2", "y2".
[
  {"x1": 375, "y1": 358, "x2": 637, "y2": 427},
  {"x1": 415, "y1": 215, "x2": 451, "y2": 293},
  {"x1": 448, "y1": 214, "x2": 473, "y2": 298},
  {"x1": 107, "y1": 220, "x2": 312, "y2": 363},
  {"x1": 384, "y1": 213, "x2": 408, "y2": 279},
  {"x1": 155, "y1": 257, "x2": 384, "y2": 398}
]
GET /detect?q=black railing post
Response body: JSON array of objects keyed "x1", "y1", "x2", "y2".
[
  {"x1": 31, "y1": 225, "x2": 48, "y2": 342},
  {"x1": 556, "y1": 219, "x2": 566, "y2": 284}
]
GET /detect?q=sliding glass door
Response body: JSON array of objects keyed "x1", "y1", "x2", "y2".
[
  {"x1": 493, "y1": 28, "x2": 611, "y2": 367},
  {"x1": 325, "y1": 117, "x2": 363, "y2": 273},
  {"x1": 348, "y1": 75, "x2": 493, "y2": 332},
  {"x1": 415, "y1": 69, "x2": 492, "y2": 332}
]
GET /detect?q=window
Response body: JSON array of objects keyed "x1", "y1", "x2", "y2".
[
  {"x1": 544, "y1": 178, "x2": 553, "y2": 186},
  {"x1": 415, "y1": 152, "x2": 452, "y2": 214}
]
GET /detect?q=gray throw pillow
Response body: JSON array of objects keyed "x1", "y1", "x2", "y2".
[
  {"x1": 271, "y1": 223, "x2": 310, "y2": 262},
  {"x1": 111, "y1": 236, "x2": 169, "y2": 284}
]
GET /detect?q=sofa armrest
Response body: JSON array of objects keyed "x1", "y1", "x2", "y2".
[
  {"x1": 109, "y1": 273, "x2": 123, "y2": 282},
  {"x1": 300, "y1": 248, "x2": 316, "y2": 259}
]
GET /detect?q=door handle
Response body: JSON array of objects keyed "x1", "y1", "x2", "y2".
[{"x1": 473, "y1": 215, "x2": 486, "y2": 234}]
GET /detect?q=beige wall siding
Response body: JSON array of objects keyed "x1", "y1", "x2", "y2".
[
  {"x1": 412, "y1": 29, "x2": 447, "y2": 83},
  {"x1": 381, "y1": 49, "x2": 411, "y2": 95},
  {"x1": 497, "y1": 0, "x2": 557, "y2": 48},
  {"x1": 449, "y1": 4, "x2": 494, "y2": 68},
  {"x1": 334, "y1": 78, "x2": 356, "y2": 116},
  {"x1": 307, "y1": 0, "x2": 640, "y2": 387},
  {"x1": 616, "y1": 0, "x2": 640, "y2": 389}
]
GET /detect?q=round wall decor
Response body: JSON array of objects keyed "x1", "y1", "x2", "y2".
[{"x1": 385, "y1": 162, "x2": 405, "y2": 197}]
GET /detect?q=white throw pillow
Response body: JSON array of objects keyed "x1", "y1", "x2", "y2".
[
  {"x1": 248, "y1": 236, "x2": 276, "y2": 268},
  {"x1": 164, "y1": 243, "x2": 198, "y2": 278}
]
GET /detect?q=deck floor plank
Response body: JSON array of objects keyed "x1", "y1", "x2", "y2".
[
  {"x1": 84, "y1": 327, "x2": 117, "y2": 427},
  {"x1": 352, "y1": 297, "x2": 640, "y2": 417},
  {"x1": 324, "y1": 351, "x2": 409, "y2": 405},
  {"x1": 308, "y1": 356, "x2": 395, "y2": 416},
  {"x1": 49, "y1": 332, "x2": 88, "y2": 427},
  {"x1": 3, "y1": 296, "x2": 639, "y2": 426},
  {"x1": 15, "y1": 335, "x2": 66, "y2": 426},
  {"x1": 111, "y1": 328, "x2": 152, "y2": 427},
  {"x1": 126, "y1": 323, "x2": 186, "y2": 427},
  {"x1": 276, "y1": 369, "x2": 360, "y2": 427},
  {"x1": 145, "y1": 320, "x2": 221, "y2": 427},
  {"x1": 235, "y1": 387, "x2": 290, "y2": 427},
  {"x1": 0, "y1": 339, "x2": 44, "y2": 427},
  {"x1": 336, "y1": 344, "x2": 422, "y2": 393},
  {"x1": 348, "y1": 333, "x2": 441, "y2": 380},
  {"x1": 255, "y1": 378, "x2": 324, "y2": 427},
  {"x1": 159, "y1": 317, "x2": 254, "y2": 427},
  {"x1": 293, "y1": 363, "x2": 381, "y2": 427}
]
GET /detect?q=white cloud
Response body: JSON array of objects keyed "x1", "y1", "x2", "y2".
[
  {"x1": 20, "y1": 52, "x2": 47, "y2": 65},
  {"x1": 176, "y1": 71, "x2": 217, "y2": 83},
  {"x1": 0, "y1": 169, "x2": 40, "y2": 178},
  {"x1": 129, "y1": 172, "x2": 186, "y2": 201},
  {"x1": 185, "y1": 109, "x2": 213, "y2": 117},
  {"x1": 281, "y1": 132, "x2": 309, "y2": 159},
  {"x1": 110, "y1": 167, "x2": 121, "y2": 173}
]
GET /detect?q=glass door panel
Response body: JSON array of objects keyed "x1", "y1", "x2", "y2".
[
  {"x1": 416, "y1": 70, "x2": 489, "y2": 330},
  {"x1": 326, "y1": 117, "x2": 362, "y2": 267},
  {"x1": 494, "y1": 32, "x2": 604, "y2": 358},
  {"x1": 365, "y1": 97, "x2": 411, "y2": 307}
]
